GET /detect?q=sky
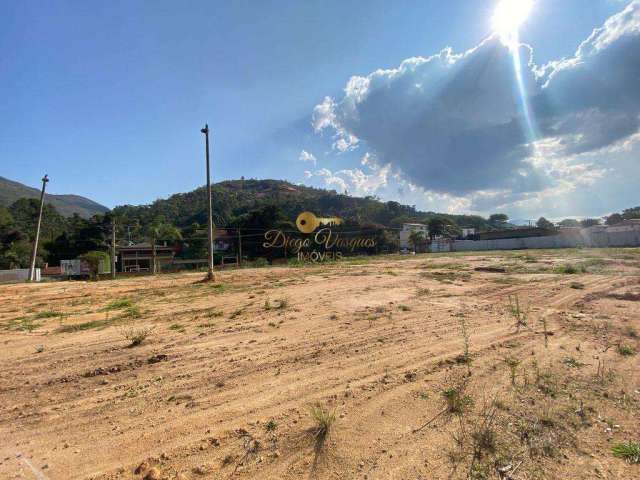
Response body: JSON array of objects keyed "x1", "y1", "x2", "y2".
[{"x1": 1, "y1": 0, "x2": 638, "y2": 222}]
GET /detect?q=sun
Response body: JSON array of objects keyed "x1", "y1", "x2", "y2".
[{"x1": 492, "y1": 0, "x2": 534, "y2": 46}]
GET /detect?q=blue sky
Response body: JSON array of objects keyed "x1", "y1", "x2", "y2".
[{"x1": 1, "y1": 0, "x2": 638, "y2": 220}]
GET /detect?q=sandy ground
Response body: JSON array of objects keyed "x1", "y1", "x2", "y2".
[{"x1": 0, "y1": 249, "x2": 639, "y2": 479}]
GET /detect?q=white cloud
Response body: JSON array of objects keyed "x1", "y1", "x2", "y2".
[
  {"x1": 298, "y1": 150, "x2": 317, "y2": 166},
  {"x1": 312, "y1": 1, "x2": 640, "y2": 215},
  {"x1": 306, "y1": 162, "x2": 390, "y2": 196}
]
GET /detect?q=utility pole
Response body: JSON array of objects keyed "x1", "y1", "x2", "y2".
[
  {"x1": 28, "y1": 174, "x2": 49, "y2": 282},
  {"x1": 237, "y1": 228, "x2": 242, "y2": 266},
  {"x1": 201, "y1": 124, "x2": 215, "y2": 281},
  {"x1": 111, "y1": 217, "x2": 117, "y2": 279}
]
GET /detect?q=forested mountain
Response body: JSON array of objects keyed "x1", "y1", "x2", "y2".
[
  {"x1": 0, "y1": 176, "x2": 108, "y2": 218},
  {"x1": 112, "y1": 179, "x2": 491, "y2": 231}
]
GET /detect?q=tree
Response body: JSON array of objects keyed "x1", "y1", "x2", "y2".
[
  {"x1": 80, "y1": 250, "x2": 110, "y2": 281},
  {"x1": 536, "y1": 217, "x2": 555, "y2": 229},
  {"x1": 488, "y1": 213, "x2": 509, "y2": 228},
  {"x1": 0, "y1": 207, "x2": 13, "y2": 231},
  {"x1": 144, "y1": 219, "x2": 182, "y2": 274},
  {"x1": 408, "y1": 230, "x2": 426, "y2": 253},
  {"x1": 558, "y1": 218, "x2": 580, "y2": 227},
  {"x1": 580, "y1": 218, "x2": 601, "y2": 228},
  {"x1": 605, "y1": 213, "x2": 623, "y2": 225},
  {"x1": 621, "y1": 206, "x2": 640, "y2": 220},
  {"x1": 427, "y1": 217, "x2": 448, "y2": 240}
]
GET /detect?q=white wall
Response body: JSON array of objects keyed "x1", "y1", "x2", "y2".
[
  {"x1": 0, "y1": 268, "x2": 40, "y2": 283},
  {"x1": 452, "y1": 228, "x2": 640, "y2": 252}
]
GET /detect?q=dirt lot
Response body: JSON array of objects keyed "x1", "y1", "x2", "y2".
[{"x1": 1, "y1": 249, "x2": 639, "y2": 479}]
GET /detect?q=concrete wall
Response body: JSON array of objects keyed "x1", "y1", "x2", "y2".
[
  {"x1": 452, "y1": 228, "x2": 640, "y2": 252},
  {"x1": 0, "y1": 268, "x2": 40, "y2": 283}
]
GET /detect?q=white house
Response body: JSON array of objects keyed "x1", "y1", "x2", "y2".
[{"x1": 400, "y1": 223, "x2": 429, "y2": 251}]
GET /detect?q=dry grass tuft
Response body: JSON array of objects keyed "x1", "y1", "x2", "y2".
[
  {"x1": 309, "y1": 402, "x2": 337, "y2": 439},
  {"x1": 120, "y1": 326, "x2": 153, "y2": 347}
]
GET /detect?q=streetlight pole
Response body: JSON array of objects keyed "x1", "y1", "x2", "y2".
[
  {"x1": 28, "y1": 174, "x2": 49, "y2": 282},
  {"x1": 201, "y1": 124, "x2": 215, "y2": 281},
  {"x1": 111, "y1": 217, "x2": 117, "y2": 280}
]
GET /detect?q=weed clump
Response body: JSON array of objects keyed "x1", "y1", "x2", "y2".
[
  {"x1": 309, "y1": 402, "x2": 336, "y2": 439},
  {"x1": 104, "y1": 299, "x2": 132, "y2": 310},
  {"x1": 443, "y1": 386, "x2": 474, "y2": 415},
  {"x1": 611, "y1": 441, "x2": 640, "y2": 463},
  {"x1": 34, "y1": 310, "x2": 62, "y2": 319},
  {"x1": 508, "y1": 295, "x2": 530, "y2": 332},
  {"x1": 612, "y1": 441, "x2": 640, "y2": 464},
  {"x1": 504, "y1": 356, "x2": 521, "y2": 386},
  {"x1": 617, "y1": 344, "x2": 635, "y2": 356},
  {"x1": 554, "y1": 263, "x2": 587, "y2": 274},
  {"x1": 264, "y1": 419, "x2": 278, "y2": 432},
  {"x1": 122, "y1": 305, "x2": 141, "y2": 318},
  {"x1": 120, "y1": 326, "x2": 153, "y2": 346},
  {"x1": 264, "y1": 298, "x2": 288, "y2": 310}
]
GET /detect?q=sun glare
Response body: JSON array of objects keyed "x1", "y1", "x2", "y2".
[{"x1": 492, "y1": 0, "x2": 533, "y2": 46}]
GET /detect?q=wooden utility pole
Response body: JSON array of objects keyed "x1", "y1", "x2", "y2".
[
  {"x1": 237, "y1": 228, "x2": 242, "y2": 266},
  {"x1": 201, "y1": 124, "x2": 215, "y2": 281},
  {"x1": 111, "y1": 217, "x2": 117, "y2": 279},
  {"x1": 28, "y1": 174, "x2": 49, "y2": 282}
]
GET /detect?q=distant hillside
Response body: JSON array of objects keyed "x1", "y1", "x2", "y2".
[
  {"x1": 112, "y1": 178, "x2": 491, "y2": 230},
  {"x1": 0, "y1": 176, "x2": 108, "y2": 218}
]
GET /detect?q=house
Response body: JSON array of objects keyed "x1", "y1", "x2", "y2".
[
  {"x1": 117, "y1": 243, "x2": 175, "y2": 272},
  {"x1": 399, "y1": 223, "x2": 429, "y2": 252}
]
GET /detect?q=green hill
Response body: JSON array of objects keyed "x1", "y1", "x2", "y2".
[
  {"x1": 0, "y1": 176, "x2": 108, "y2": 218},
  {"x1": 112, "y1": 178, "x2": 491, "y2": 230}
]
